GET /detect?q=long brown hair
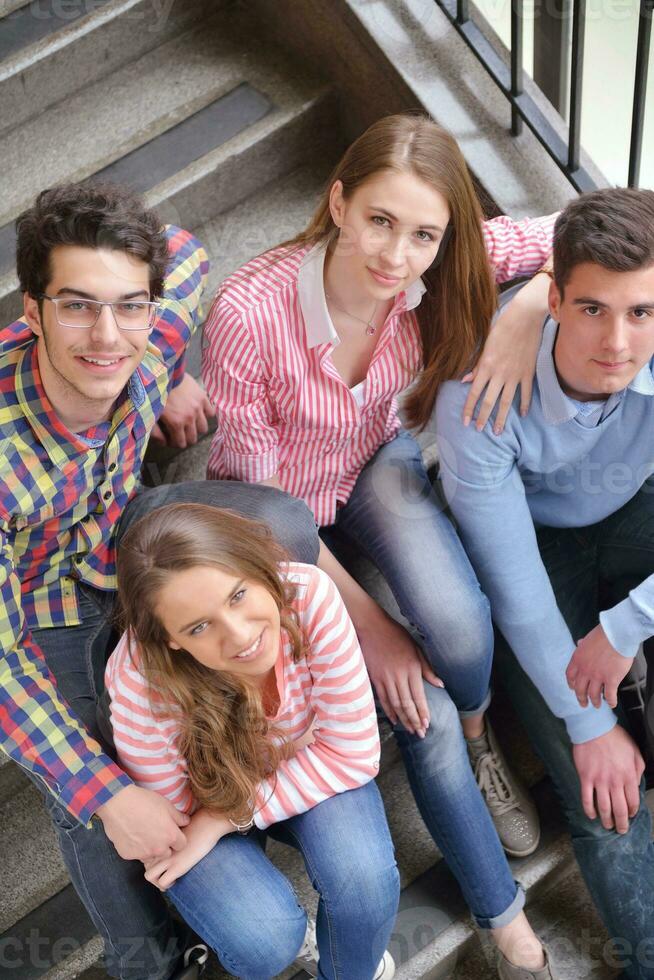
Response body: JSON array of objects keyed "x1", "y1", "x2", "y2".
[
  {"x1": 274, "y1": 113, "x2": 497, "y2": 428},
  {"x1": 115, "y1": 503, "x2": 307, "y2": 823}
]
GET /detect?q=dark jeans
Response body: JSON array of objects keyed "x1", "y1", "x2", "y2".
[
  {"x1": 494, "y1": 485, "x2": 654, "y2": 979},
  {"x1": 30, "y1": 481, "x2": 319, "y2": 979}
]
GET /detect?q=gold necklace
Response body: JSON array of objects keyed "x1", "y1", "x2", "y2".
[{"x1": 325, "y1": 292, "x2": 379, "y2": 336}]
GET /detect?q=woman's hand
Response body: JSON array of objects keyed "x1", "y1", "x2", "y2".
[
  {"x1": 143, "y1": 809, "x2": 232, "y2": 891},
  {"x1": 462, "y1": 272, "x2": 551, "y2": 434}
]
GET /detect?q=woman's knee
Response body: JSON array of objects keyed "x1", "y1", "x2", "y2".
[
  {"x1": 255, "y1": 489, "x2": 319, "y2": 564},
  {"x1": 172, "y1": 882, "x2": 306, "y2": 978},
  {"x1": 219, "y1": 910, "x2": 307, "y2": 978}
]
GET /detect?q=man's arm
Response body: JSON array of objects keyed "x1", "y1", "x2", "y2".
[
  {"x1": 0, "y1": 523, "x2": 130, "y2": 824},
  {"x1": 434, "y1": 380, "x2": 616, "y2": 743},
  {"x1": 149, "y1": 226, "x2": 212, "y2": 448},
  {"x1": 435, "y1": 383, "x2": 647, "y2": 832}
]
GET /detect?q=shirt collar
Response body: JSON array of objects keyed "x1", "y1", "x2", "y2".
[
  {"x1": 15, "y1": 342, "x2": 146, "y2": 467},
  {"x1": 537, "y1": 316, "x2": 654, "y2": 424},
  {"x1": 297, "y1": 242, "x2": 426, "y2": 349}
]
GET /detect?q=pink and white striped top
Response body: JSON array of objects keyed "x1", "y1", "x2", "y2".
[
  {"x1": 105, "y1": 563, "x2": 380, "y2": 830},
  {"x1": 202, "y1": 213, "x2": 557, "y2": 526}
]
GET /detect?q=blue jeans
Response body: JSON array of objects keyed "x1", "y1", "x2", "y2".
[
  {"x1": 321, "y1": 431, "x2": 523, "y2": 928},
  {"x1": 29, "y1": 480, "x2": 319, "y2": 979},
  {"x1": 493, "y1": 484, "x2": 654, "y2": 979},
  {"x1": 168, "y1": 781, "x2": 400, "y2": 980}
]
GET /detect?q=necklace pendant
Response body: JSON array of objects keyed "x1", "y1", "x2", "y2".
[{"x1": 366, "y1": 324, "x2": 377, "y2": 336}]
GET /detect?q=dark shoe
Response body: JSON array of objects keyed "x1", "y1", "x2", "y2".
[{"x1": 170, "y1": 945, "x2": 209, "y2": 980}]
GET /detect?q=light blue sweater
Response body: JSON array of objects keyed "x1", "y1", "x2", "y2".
[{"x1": 435, "y1": 316, "x2": 654, "y2": 743}]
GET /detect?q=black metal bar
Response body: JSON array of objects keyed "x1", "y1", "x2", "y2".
[
  {"x1": 435, "y1": 0, "x2": 598, "y2": 193},
  {"x1": 456, "y1": 0, "x2": 469, "y2": 24},
  {"x1": 510, "y1": 0, "x2": 524, "y2": 136},
  {"x1": 628, "y1": 0, "x2": 653, "y2": 187},
  {"x1": 568, "y1": 0, "x2": 586, "y2": 171}
]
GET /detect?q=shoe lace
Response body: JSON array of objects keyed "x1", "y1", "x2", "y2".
[{"x1": 474, "y1": 750, "x2": 519, "y2": 817}]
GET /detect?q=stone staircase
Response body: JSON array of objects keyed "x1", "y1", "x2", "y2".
[{"x1": 0, "y1": 2, "x2": 636, "y2": 978}]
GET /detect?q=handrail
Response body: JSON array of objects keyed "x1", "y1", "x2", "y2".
[{"x1": 434, "y1": 0, "x2": 653, "y2": 191}]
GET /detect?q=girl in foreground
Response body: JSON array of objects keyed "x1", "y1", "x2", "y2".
[
  {"x1": 202, "y1": 115, "x2": 558, "y2": 977},
  {"x1": 106, "y1": 503, "x2": 399, "y2": 980}
]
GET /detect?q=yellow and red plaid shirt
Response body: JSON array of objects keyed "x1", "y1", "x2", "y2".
[{"x1": 0, "y1": 226, "x2": 208, "y2": 823}]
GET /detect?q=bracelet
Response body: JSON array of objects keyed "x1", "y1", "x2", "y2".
[{"x1": 229, "y1": 816, "x2": 254, "y2": 834}]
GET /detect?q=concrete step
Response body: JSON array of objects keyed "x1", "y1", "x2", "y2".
[
  {"x1": 0, "y1": 0, "x2": 221, "y2": 135},
  {"x1": 0, "y1": 7, "x2": 338, "y2": 326}
]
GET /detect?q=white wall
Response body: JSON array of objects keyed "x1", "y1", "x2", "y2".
[{"x1": 473, "y1": 0, "x2": 653, "y2": 187}]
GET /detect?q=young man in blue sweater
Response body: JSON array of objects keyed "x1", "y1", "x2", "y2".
[{"x1": 436, "y1": 187, "x2": 654, "y2": 979}]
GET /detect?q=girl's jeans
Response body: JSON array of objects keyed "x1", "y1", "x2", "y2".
[
  {"x1": 28, "y1": 480, "x2": 320, "y2": 979},
  {"x1": 168, "y1": 781, "x2": 400, "y2": 980},
  {"x1": 321, "y1": 430, "x2": 524, "y2": 929}
]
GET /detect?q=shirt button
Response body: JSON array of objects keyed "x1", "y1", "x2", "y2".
[
  {"x1": 82, "y1": 515, "x2": 90, "y2": 523},
  {"x1": 108, "y1": 463, "x2": 117, "y2": 473},
  {"x1": 103, "y1": 490, "x2": 112, "y2": 501}
]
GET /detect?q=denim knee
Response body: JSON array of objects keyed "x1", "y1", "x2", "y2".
[
  {"x1": 216, "y1": 907, "x2": 307, "y2": 979},
  {"x1": 253, "y1": 489, "x2": 320, "y2": 564},
  {"x1": 395, "y1": 686, "x2": 467, "y2": 770}
]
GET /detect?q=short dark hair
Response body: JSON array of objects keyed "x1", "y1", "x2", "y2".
[
  {"x1": 553, "y1": 187, "x2": 654, "y2": 295},
  {"x1": 15, "y1": 181, "x2": 170, "y2": 300}
]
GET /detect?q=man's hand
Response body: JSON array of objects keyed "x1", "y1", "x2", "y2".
[
  {"x1": 358, "y1": 612, "x2": 444, "y2": 737},
  {"x1": 143, "y1": 809, "x2": 232, "y2": 891},
  {"x1": 566, "y1": 624, "x2": 634, "y2": 709},
  {"x1": 151, "y1": 374, "x2": 215, "y2": 448},
  {"x1": 96, "y1": 785, "x2": 190, "y2": 862},
  {"x1": 573, "y1": 725, "x2": 645, "y2": 834}
]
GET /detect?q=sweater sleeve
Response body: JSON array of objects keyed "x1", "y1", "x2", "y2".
[
  {"x1": 253, "y1": 568, "x2": 380, "y2": 828},
  {"x1": 434, "y1": 380, "x2": 617, "y2": 745}
]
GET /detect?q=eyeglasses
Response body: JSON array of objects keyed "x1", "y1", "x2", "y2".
[{"x1": 38, "y1": 295, "x2": 159, "y2": 331}]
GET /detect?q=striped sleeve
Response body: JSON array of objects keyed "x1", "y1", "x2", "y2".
[
  {"x1": 482, "y1": 212, "x2": 557, "y2": 284},
  {"x1": 202, "y1": 293, "x2": 279, "y2": 481},
  {"x1": 253, "y1": 567, "x2": 380, "y2": 829},
  {"x1": 105, "y1": 634, "x2": 194, "y2": 814}
]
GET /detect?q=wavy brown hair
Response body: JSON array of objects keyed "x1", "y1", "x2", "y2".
[
  {"x1": 115, "y1": 503, "x2": 308, "y2": 824},
  {"x1": 266, "y1": 113, "x2": 497, "y2": 428}
]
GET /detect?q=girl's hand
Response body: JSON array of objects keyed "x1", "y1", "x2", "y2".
[
  {"x1": 462, "y1": 273, "x2": 551, "y2": 434},
  {"x1": 143, "y1": 809, "x2": 232, "y2": 891}
]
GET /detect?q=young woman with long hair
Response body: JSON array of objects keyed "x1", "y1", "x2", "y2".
[
  {"x1": 106, "y1": 503, "x2": 399, "y2": 980},
  {"x1": 200, "y1": 114, "x2": 560, "y2": 978}
]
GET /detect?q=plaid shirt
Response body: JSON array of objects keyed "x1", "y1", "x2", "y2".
[{"x1": 0, "y1": 226, "x2": 208, "y2": 824}]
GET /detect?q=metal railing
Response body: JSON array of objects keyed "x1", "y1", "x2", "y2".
[{"x1": 434, "y1": 0, "x2": 653, "y2": 192}]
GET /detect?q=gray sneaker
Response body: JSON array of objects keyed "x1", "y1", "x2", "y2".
[
  {"x1": 467, "y1": 721, "x2": 540, "y2": 857},
  {"x1": 498, "y1": 946, "x2": 559, "y2": 979}
]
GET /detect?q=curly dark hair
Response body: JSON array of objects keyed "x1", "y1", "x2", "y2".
[
  {"x1": 554, "y1": 187, "x2": 654, "y2": 296},
  {"x1": 15, "y1": 181, "x2": 170, "y2": 300}
]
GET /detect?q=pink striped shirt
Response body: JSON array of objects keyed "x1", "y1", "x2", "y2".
[
  {"x1": 105, "y1": 563, "x2": 380, "y2": 829},
  {"x1": 202, "y1": 213, "x2": 557, "y2": 526}
]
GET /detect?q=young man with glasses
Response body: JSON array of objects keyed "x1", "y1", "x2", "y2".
[
  {"x1": 1, "y1": 182, "x2": 319, "y2": 979},
  {"x1": 435, "y1": 187, "x2": 654, "y2": 979}
]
